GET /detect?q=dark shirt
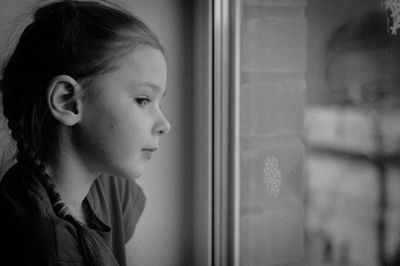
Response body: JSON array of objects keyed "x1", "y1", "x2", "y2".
[{"x1": 0, "y1": 163, "x2": 146, "y2": 266}]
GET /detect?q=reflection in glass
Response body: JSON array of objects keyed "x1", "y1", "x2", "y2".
[{"x1": 306, "y1": 6, "x2": 400, "y2": 266}]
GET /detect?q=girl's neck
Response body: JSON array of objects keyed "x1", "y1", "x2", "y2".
[{"x1": 45, "y1": 144, "x2": 98, "y2": 220}]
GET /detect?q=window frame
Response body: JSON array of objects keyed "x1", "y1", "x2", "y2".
[{"x1": 193, "y1": 0, "x2": 241, "y2": 265}]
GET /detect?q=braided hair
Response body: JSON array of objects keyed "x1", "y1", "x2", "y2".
[
  {"x1": 8, "y1": 119, "x2": 118, "y2": 265},
  {"x1": 1, "y1": 1, "x2": 163, "y2": 265}
]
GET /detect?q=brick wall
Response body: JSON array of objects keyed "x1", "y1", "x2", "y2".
[{"x1": 239, "y1": 0, "x2": 307, "y2": 265}]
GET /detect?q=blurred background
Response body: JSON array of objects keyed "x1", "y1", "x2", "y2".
[
  {"x1": 305, "y1": 1, "x2": 400, "y2": 265},
  {"x1": 1, "y1": 0, "x2": 400, "y2": 265},
  {"x1": 240, "y1": 0, "x2": 400, "y2": 265}
]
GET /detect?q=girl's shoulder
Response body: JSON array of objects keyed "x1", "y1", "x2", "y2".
[
  {"x1": 0, "y1": 163, "x2": 86, "y2": 265},
  {"x1": 0, "y1": 163, "x2": 50, "y2": 213}
]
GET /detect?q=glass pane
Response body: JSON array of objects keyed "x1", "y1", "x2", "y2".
[
  {"x1": 305, "y1": 1, "x2": 400, "y2": 265},
  {"x1": 239, "y1": 0, "x2": 307, "y2": 265}
]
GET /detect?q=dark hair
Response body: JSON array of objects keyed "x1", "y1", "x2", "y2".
[
  {"x1": 325, "y1": 10, "x2": 400, "y2": 106},
  {"x1": 0, "y1": 1, "x2": 163, "y2": 265},
  {"x1": 327, "y1": 10, "x2": 400, "y2": 60}
]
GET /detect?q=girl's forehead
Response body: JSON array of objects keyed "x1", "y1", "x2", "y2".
[
  {"x1": 124, "y1": 46, "x2": 165, "y2": 66},
  {"x1": 120, "y1": 47, "x2": 166, "y2": 78},
  {"x1": 91, "y1": 47, "x2": 167, "y2": 93}
]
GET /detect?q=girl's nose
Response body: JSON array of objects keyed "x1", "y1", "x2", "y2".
[{"x1": 153, "y1": 112, "x2": 171, "y2": 136}]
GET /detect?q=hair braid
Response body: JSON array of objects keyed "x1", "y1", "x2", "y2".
[
  {"x1": 8, "y1": 120, "x2": 71, "y2": 218},
  {"x1": 8, "y1": 121, "x2": 117, "y2": 266}
]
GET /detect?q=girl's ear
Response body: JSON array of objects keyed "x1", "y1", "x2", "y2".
[{"x1": 47, "y1": 75, "x2": 83, "y2": 126}]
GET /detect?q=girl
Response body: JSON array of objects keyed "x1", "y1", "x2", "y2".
[{"x1": 0, "y1": 1, "x2": 170, "y2": 265}]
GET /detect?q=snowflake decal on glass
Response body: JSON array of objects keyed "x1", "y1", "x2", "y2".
[
  {"x1": 263, "y1": 156, "x2": 282, "y2": 198},
  {"x1": 385, "y1": 0, "x2": 400, "y2": 35}
]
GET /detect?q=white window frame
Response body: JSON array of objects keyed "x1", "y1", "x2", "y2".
[{"x1": 193, "y1": 0, "x2": 241, "y2": 265}]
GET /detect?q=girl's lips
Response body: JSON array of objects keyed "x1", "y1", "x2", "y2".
[
  {"x1": 141, "y1": 147, "x2": 158, "y2": 159},
  {"x1": 142, "y1": 150, "x2": 153, "y2": 159},
  {"x1": 142, "y1": 147, "x2": 158, "y2": 152}
]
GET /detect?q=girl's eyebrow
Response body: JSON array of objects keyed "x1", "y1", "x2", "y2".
[{"x1": 140, "y1": 81, "x2": 167, "y2": 98}]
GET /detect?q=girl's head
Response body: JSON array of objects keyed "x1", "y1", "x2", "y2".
[
  {"x1": 1, "y1": 0, "x2": 170, "y2": 177},
  {"x1": 326, "y1": 11, "x2": 400, "y2": 108},
  {"x1": 1, "y1": 1, "x2": 170, "y2": 265}
]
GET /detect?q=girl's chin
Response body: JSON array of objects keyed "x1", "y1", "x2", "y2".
[
  {"x1": 119, "y1": 165, "x2": 145, "y2": 180},
  {"x1": 102, "y1": 163, "x2": 144, "y2": 180}
]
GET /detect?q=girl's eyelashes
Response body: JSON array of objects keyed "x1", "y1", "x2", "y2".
[{"x1": 135, "y1": 96, "x2": 150, "y2": 107}]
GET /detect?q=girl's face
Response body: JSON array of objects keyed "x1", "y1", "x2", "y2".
[
  {"x1": 327, "y1": 50, "x2": 400, "y2": 109},
  {"x1": 73, "y1": 47, "x2": 170, "y2": 179}
]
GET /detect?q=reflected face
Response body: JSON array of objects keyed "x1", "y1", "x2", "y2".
[
  {"x1": 73, "y1": 47, "x2": 171, "y2": 179},
  {"x1": 327, "y1": 50, "x2": 400, "y2": 110}
]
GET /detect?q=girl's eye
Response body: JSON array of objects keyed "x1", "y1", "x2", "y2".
[{"x1": 135, "y1": 97, "x2": 150, "y2": 107}]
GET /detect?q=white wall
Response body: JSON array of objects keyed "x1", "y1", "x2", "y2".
[{"x1": 0, "y1": 0, "x2": 194, "y2": 265}]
